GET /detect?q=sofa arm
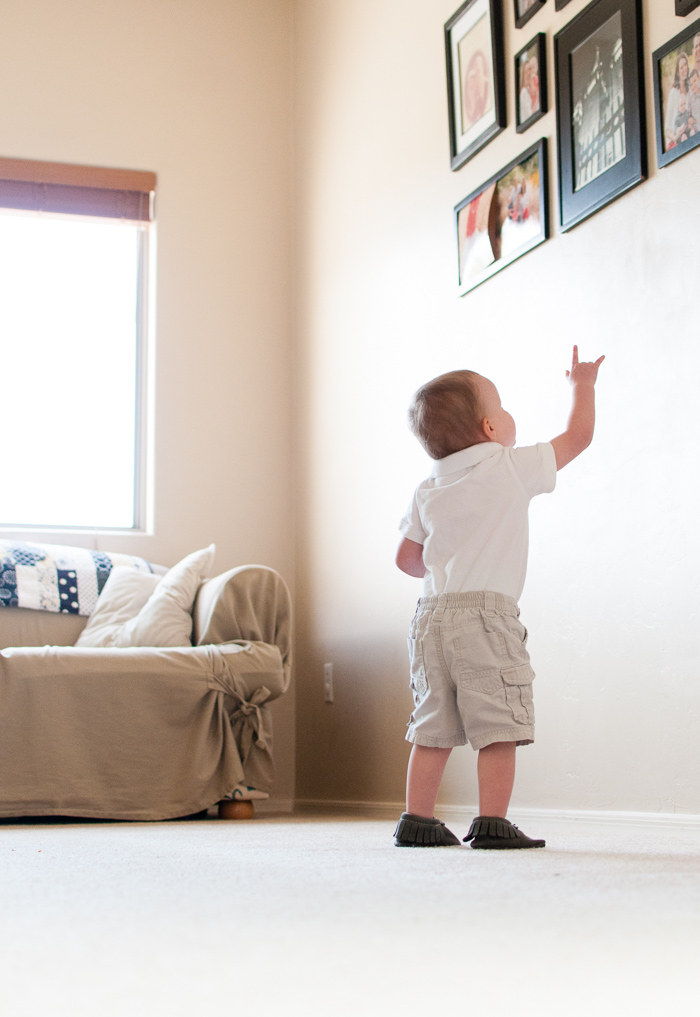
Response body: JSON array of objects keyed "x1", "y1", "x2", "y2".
[{"x1": 193, "y1": 565, "x2": 292, "y2": 690}]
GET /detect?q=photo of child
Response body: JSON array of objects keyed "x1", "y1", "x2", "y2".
[
  {"x1": 457, "y1": 13, "x2": 494, "y2": 134},
  {"x1": 496, "y1": 152, "x2": 541, "y2": 260},
  {"x1": 457, "y1": 144, "x2": 545, "y2": 294},
  {"x1": 529, "y1": 54, "x2": 540, "y2": 110},
  {"x1": 517, "y1": 43, "x2": 540, "y2": 125}
]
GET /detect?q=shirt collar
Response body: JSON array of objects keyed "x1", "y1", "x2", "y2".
[{"x1": 430, "y1": 442, "x2": 503, "y2": 478}]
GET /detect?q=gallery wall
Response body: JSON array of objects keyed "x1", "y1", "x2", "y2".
[
  {"x1": 0, "y1": 0, "x2": 297, "y2": 805},
  {"x1": 293, "y1": 0, "x2": 700, "y2": 816}
]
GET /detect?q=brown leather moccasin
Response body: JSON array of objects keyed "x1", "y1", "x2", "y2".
[
  {"x1": 394, "y1": 812, "x2": 462, "y2": 847},
  {"x1": 464, "y1": 816, "x2": 545, "y2": 849}
]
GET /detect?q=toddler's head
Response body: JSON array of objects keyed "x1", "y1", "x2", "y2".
[
  {"x1": 690, "y1": 68, "x2": 699, "y2": 95},
  {"x1": 408, "y1": 370, "x2": 515, "y2": 459}
]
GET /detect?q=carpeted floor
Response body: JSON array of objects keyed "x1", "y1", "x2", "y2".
[{"x1": 1, "y1": 811, "x2": 698, "y2": 1016}]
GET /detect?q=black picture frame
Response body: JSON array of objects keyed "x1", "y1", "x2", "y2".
[
  {"x1": 653, "y1": 16, "x2": 700, "y2": 168},
  {"x1": 676, "y1": 1, "x2": 700, "y2": 17},
  {"x1": 555, "y1": 0, "x2": 574, "y2": 9},
  {"x1": 554, "y1": 0, "x2": 646, "y2": 232},
  {"x1": 515, "y1": 33, "x2": 548, "y2": 132},
  {"x1": 445, "y1": 0, "x2": 506, "y2": 171},
  {"x1": 514, "y1": 0, "x2": 546, "y2": 30},
  {"x1": 455, "y1": 137, "x2": 549, "y2": 295}
]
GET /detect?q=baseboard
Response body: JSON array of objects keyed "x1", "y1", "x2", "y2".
[
  {"x1": 294, "y1": 798, "x2": 401, "y2": 820},
  {"x1": 255, "y1": 798, "x2": 294, "y2": 814},
  {"x1": 294, "y1": 798, "x2": 700, "y2": 833}
]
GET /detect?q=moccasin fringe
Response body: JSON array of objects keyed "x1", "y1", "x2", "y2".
[
  {"x1": 463, "y1": 815, "x2": 545, "y2": 849},
  {"x1": 394, "y1": 812, "x2": 460, "y2": 847},
  {"x1": 464, "y1": 816, "x2": 520, "y2": 841}
]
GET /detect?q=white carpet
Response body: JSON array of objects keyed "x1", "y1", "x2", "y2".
[{"x1": 1, "y1": 811, "x2": 698, "y2": 1016}]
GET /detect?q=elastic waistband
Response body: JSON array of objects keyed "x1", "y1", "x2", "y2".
[{"x1": 417, "y1": 591, "x2": 519, "y2": 617}]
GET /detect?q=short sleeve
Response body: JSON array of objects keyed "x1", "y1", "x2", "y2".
[
  {"x1": 399, "y1": 493, "x2": 426, "y2": 545},
  {"x1": 510, "y1": 442, "x2": 557, "y2": 499}
]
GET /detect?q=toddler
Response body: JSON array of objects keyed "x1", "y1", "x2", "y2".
[{"x1": 394, "y1": 347, "x2": 604, "y2": 849}]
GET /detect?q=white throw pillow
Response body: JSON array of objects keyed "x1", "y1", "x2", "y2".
[
  {"x1": 76, "y1": 544, "x2": 216, "y2": 648},
  {"x1": 75, "y1": 569, "x2": 161, "y2": 647}
]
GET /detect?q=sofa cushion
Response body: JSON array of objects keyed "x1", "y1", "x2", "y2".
[{"x1": 76, "y1": 545, "x2": 215, "y2": 648}]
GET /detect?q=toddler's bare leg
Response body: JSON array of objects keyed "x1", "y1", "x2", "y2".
[
  {"x1": 477, "y1": 741, "x2": 516, "y2": 818},
  {"x1": 406, "y1": 744, "x2": 452, "y2": 817}
]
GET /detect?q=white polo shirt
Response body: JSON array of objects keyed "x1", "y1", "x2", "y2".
[{"x1": 399, "y1": 442, "x2": 556, "y2": 601}]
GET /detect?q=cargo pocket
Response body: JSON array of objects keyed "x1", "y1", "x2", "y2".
[
  {"x1": 459, "y1": 669, "x2": 503, "y2": 695},
  {"x1": 501, "y1": 663, "x2": 535, "y2": 724}
]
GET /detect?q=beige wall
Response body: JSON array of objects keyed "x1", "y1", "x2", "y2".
[
  {"x1": 0, "y1": 0, "x2": 296, "y2": 803},
  {"x1": 2, "y1": 0, "x2": 699, "y2": 818},
  {"x1": 293, "y1": 0, "x2": 700, "y2": 815}
]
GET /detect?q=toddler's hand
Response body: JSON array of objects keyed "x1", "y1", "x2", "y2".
[{"x1": 566, "y1": 345, "x2": 604, "y2": 387}]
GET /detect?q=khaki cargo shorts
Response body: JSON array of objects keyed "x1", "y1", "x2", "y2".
[{"x1": 406, "y1": 591, "x2": 535, "y2": 751}]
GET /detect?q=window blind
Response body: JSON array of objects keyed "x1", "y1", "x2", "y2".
[{"x1": 0, "y1": 157, "x2": 156, "y2": 222}]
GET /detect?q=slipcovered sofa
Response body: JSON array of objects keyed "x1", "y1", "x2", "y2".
[{"x1": 0, "y1": 545, "x2": 291, "y2": 822}]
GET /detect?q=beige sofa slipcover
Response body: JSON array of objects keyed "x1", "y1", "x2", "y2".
[{"x1": 0, "y1": 564, "x2": 291, "y2": 821}]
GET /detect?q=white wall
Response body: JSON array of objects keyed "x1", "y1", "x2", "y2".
[
  {"x1": 293, "y1": 0, "x2": 700, "y2": 815},
  {"x1": 0, "y1": 0, "x2": 296, "y2": 804}
]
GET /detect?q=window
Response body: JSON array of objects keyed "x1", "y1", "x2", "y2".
[{"x1": 0, "y1": 157, "x2": 156, "y2": 530}]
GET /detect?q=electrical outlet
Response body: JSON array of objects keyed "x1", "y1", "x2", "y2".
[{"x1": 323, "y1": 663, "x2": 334, "y2": 703}]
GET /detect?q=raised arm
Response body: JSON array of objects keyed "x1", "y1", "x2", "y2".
[
  {"x1": 550, "y1": 345, "x2": 605, "y2": 471},
  {"x1": 396, "y1": 537, "x2": 426, "y2": 578}
]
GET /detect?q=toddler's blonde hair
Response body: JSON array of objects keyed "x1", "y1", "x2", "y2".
[{"x1": 408, "y1": 370, "x2": 484, "y2": 460}]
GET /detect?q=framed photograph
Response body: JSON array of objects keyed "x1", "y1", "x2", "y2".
[
  {"x1": 516, "y1": 33, "x2": 548, "y2": 132},
  {"x1": 445, "y1": 0, "x2": 506, "y2": 171},
  {"x1": 554, "y1": 0, "x2": 646, "y2": 232},
  {"x1": 676, "y1": 1, "x2": 700, "y2": 17},
  {"x1": 653, "y1": 18, "x2": 700, "y2": 168},
  {"x1": 515, "y1": 0, "x2": 546, "y2": 31},
  {"x1": 455, "y1": 138, "x2": 549, "y2": 295}
]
